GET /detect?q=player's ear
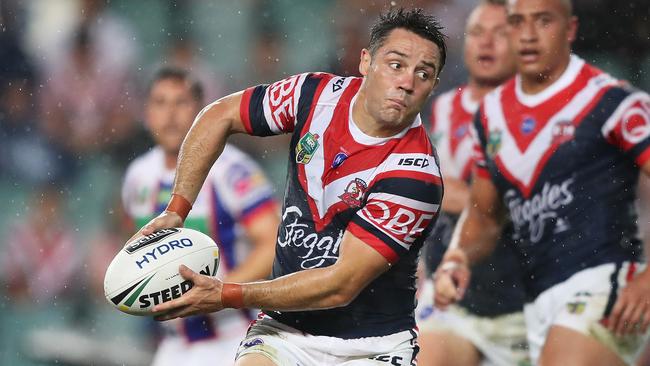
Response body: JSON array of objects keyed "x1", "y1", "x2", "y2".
[
  {"x1": 567, "y1": 16, "x2": 578, "y2": 43},
  {"x1": 359, "y1": 48, "x2": 371, "y2": 76}
]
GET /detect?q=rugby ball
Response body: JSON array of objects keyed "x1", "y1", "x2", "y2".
[{"x1": 104, "y1": 227, "x2": 219, "y2": 315}]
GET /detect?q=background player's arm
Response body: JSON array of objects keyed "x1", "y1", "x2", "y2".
[
  {"x1": 607, "y1": 160, "x2": 650, "y2": 335},
  {"x1": 224, "y1": 211, "x2": 279, "y2": 283},
  {"x1": 440, "y1": 177, "x2": 470, "y2": 214},
  {"x1": 152, "y1": 230, "x2": 391, "y2": 318},
  {"x1": 139, "y1": 92, "x2": 247, "y2": 234},
  {"x1": 434, "y1": 174, "x2": 505, "y2": 308}
]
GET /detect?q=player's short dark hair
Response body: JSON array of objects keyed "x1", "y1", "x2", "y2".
[
  {"x1": 368, "y1": 8, "x2": 447, "y2": 76},
  {"x1": 147, "y1": 66, "x2": 204, "y2": 104}
]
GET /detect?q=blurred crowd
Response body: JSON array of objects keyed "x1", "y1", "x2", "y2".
[{"x1": 0, "y1": 0, "x2": 647, "y2": 365}]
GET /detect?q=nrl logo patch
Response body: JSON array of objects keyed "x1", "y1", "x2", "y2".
[
  {"x1": 295, "y1": 132, "x2": 320, "y2": 164},
  {"x1": 339, "y1": 178, "x2": 367, "y2": 208},
  {"x1": 486, "y1": 129, "x2": 502, "y2": 158}
]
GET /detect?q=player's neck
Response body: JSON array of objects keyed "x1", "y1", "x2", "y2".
[
  {"x1": 519, "y1": 53, "x2": 571, "y2": 95},
  {"x1": 352, "y1": 90, "x2": 413, "y2": 138},
  {"x1": 465, "y1": 81, "x2": 494, "y2": 102},
  {"x1": 164, "y1": 152, "x2": 178, "y2": 170}
]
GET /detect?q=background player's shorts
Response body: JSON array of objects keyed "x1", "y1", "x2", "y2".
[
  {"x1": 415, "y1": 279, "x2": 530, "y2": 366},
  {"x1": 524, "y1": 261, "x2": 650, "y2": 365},
  {"x1": 236, "y1": 314, "x2": 419, "y2": 366},
  {"x1": 152, "y1": 310, "x2": 250, "y2": 366}
]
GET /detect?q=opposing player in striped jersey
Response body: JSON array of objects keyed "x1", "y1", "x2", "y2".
[
  {"x1": 415, "y1": 1, "x2": 529, "y2": 365},
  {"x1": 435, "y1": 0, "x2": 650, "y2": 365},
  {"x1": 137, "y1": 9, "x2": 446, "y2": 366},
  {"x1": 122, "y1": 67, "x2": 279, "y2": 366}
]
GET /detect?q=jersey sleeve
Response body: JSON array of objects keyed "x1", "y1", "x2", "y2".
[
  {"x1": 347, "y1": 155, "x2": 443, "y2": 264},
  {"x1": 601, "y1": 91, "x2": 650, "y2": 166},
  {"x1": 471, "y1": 107, "x2": 490, "y2": 179},
  {"x1": 213, "y1": 151, "x2": 278, "y2": 225},
  {"x1": 239, "y1": 73, "x2": 319, "y2": 136},
  {"x1": 121, "y1": 164, "x2": 138, "y2": 220}
]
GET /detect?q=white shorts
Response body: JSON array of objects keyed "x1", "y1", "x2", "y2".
[
  {"x1": 236, "y1": 314, "x2": 419, "y2": 366},
  {"x1": 152, "y1": 309, "x2": 251, "y2": 366},
  {"x1": 524, "y1": 262, "x2": 649, "y2": 365},
  {"x1": 415, "y1": 279, "x2": 529, "y2": 366}
]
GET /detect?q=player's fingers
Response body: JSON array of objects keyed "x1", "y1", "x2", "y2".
[
  {"x1": 641, "y1": 309, "x2": 650, "y2": 333},
  {"x1": 433, "y1": 274, "x2": 457, "y2": 308},
  {"x1": 452, "y1": 268, "x2": 470, "y2": 300},
  {"x1": 178, "y1": 264, "x2": 199, "y2": 282},
  {"x1": 615, "y1": 302, "x2": 637, "y2": 336},
  {"x1": 625, "y1": 304, "x2": 645, "y2": 335},
  {"x1": 607, "y1": 297, "x2": 626, "y2": 333},
  {"x1": 154, "y1": 304, "x2": 191, "y2": 321},
  {"x1": 152, "y1": 294, "x2": 189, "y2": 314}
]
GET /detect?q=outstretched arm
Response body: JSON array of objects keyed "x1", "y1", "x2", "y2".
[
  {"x1": 152, "y1": 230, "x2": 391, "y2": 319},
  {"x1": 434, "y1": 174, "x2": 505, "y2": 308}
]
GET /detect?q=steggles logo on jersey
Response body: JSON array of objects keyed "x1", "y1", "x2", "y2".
[
  {"x1": 505, "y1": 178, "x2": 574, "y2": 243},
  {"x1": 552, "y1": 120, "x2": 576, "y2": 145},
  {"x1": 277, "y1": 206, "x2": 343, "y2": 269},
  {"x1": 339, "y1": 178, "x2": 367, "y2": 207},
  {"x1": 486, "y1": 129, "x2": 502, "y2": 158},
  {"x1": 295, "y1": 132, "x2": 320, "y2": 164}
]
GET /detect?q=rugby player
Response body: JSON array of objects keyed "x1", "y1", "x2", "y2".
[
  {"x1": 435, "y1": 0, "x2": 650, "y2": 364},
  {"x1": 416, "y1": 1, "x2": 528, "y2": 365},
  {"x1": 135, "y1": 9, "x2": 447, "y2": 365}
]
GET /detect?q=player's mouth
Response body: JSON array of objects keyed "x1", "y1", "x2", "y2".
[
  {"x1": 519, "y1": 49, "x2": 540, "y2": 63},
  {"x1": 477, "y1": 54, "x2": 495, "y2": 66},
  {"x1": 387, "y1": 98, "x2": 407, "y2": 110}
]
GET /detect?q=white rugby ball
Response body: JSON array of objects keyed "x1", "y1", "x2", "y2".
[{"x1": 104, "y1": 227, "x2": 219, "y2": 315}]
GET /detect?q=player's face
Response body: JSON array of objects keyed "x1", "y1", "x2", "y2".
[
  {"x1": 465, "y1": 4, "x2": 515, "y2": 86},
  {"x1": 359, "y1": 28, "x2": 441, "y2": 129},
  {"x1": 507, "y1": 0, "x2": 577, "y2": 81},
  {"x1": 146, "y1": 78, "x2": 201, "y2": 155}
]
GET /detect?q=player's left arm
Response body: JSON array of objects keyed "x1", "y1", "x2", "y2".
[
  {"x1": 152, "y1": 230, "x2": 391, "y2": 319},
  {"x1": 605, "y1": 91, "x2": 650, "y2": 335}
]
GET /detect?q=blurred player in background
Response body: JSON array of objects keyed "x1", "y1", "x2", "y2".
[
  {"x1": 435, "y1": 0, "x2": 650, "y2": 364},
  {"x1": 416, "y1": 1, "x2": 528, "y2": 365},
  {"x1": 137, "y1": 9, "x2": 446, "y2": 366},
  {"x1": 121, "y1": 67, "x2": 279, "y2": 366}
]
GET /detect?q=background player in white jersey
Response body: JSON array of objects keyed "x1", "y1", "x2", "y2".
[
  {"x1": 129, "y1": 9, "x2": 447, "y2": 366},
  {"x1": 416, "y1": 1, "x2": 528, "y2": 365},
  {"x1": 122, "y1": 67, "x2": 279, "y2": 366},
  {"x1": 435, "y1": 0, "x2": 650, "y2": 365}
]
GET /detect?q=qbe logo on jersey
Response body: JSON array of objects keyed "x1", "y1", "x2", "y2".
[{"x1": 361, "y1": 198, "x2": 436, "y2": 247}]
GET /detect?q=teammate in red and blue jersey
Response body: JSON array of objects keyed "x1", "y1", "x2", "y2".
[
  {"x1": 435, "y1": 0, "x2": 650, "y2": 365},
  {"x1": 134, "y1": 9, "x2": 447, "y2": 366},
  {"x1": 122, "y1": 67, "x2": 279, "y2": 366},
  {"x1": 416, "y1": 1, "x2": 529, "y2": 365}
]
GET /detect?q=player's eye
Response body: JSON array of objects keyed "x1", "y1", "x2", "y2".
[
  {"x1": 389, "y1": 62, "x2": 401, "y2": 70},
  {"x1": 416, "y1": 71, "x2": 429, "y2": 80}
]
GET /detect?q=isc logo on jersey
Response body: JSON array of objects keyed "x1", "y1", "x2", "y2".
[
  {"x1": 104, "y1": 228, "x2": 220, "y2": 315},
  {"x1": 398, "y1": 157, "x2": 430, "y2": 168}
]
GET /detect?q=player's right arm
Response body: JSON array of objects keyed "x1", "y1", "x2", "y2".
[
  {"x1": 433, "y1": 175, "x2": 504, "y2": 308},
  {"x1": 139, "y1": 73, "x2": 312, "y2": 236}
]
